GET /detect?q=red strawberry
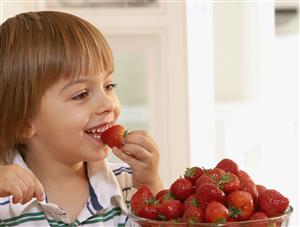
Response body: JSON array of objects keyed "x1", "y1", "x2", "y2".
[
  {"x1": 237, "y1": 170, "x2": 251, "y2": 179},
  {"x1": 257, "y1": 189, "x2": 289, "y2": 217},
  {"x1": 227, "y1": 190, "x2": 254, "y2": 221},
  {"x1": 249, "y1": 211, "x2": 268, "y2": 220},
  {"x1": 131, "y1": 185, "x2": 154, "y2": 214},
  {"x1": 256, "y1": 184, "x2": 267, "y2": 195},
  {"x1": 196, "y1": 183, "x2": 226, "y2": 209},
  {"x1": 183, "y1": 194, "x2": 199, "y2": 210},
  {"x1": 101, "y1": 124, "x2": 127, "y2": 148},
  {"x1": 216, "y1": 158, "x2": 239, "y2": 175},
  {"x1": 170, "y1": 178, "x2": 194, "y2": 202},
  {"x1": 155, "y1": 190, "x2": 175, "y2": 203},
  {"x1": 195, "y1": 175, "x2": 215, "y2": 188},
  {"x1": 204, "y1": 201, "x2": 229, "y2": 223},
  {"x1": 184, "y1": 167, "x2": 203, "y2": 185},
  {"x1": 182, "y1": 206, "x2": 204, "y2": 224},
  {"x1": 136, "y1": 198, "x2": 159, "y2": 220},
  {"x1": 237, "y1": 172, "x2": 258, "y2": 202},
  {"x1": 217, "y1": 172, "x2": 240, "y2": 194},
  {"x1": 249, "y1": 212, "x2": 268, "y2": 227},
  {"x1": 158, "y1": 199, "x2": 183, "y2": 221},
  {"x1": 206, "y1": 168, "x2": 226, "y2": 182}
]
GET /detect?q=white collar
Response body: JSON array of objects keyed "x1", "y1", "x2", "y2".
[{"x1": 11, "y1": 152, "x2": 128, "y2": 216}]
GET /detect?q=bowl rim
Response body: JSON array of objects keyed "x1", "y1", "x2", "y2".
[{"x1": 129, "y1": 205, "x2": 293, "y2": 226}]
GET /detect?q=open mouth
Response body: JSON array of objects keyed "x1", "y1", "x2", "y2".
[{"x1": 85, "y1": 122, "x2": 112, "y2": 141}]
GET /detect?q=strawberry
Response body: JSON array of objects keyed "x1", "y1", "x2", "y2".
[
  {"x1": 170, "y1": 178, "x2": 194, "y2": 202},
  {"x1": 237, "y1": 172, "x2": 258, "y2": 202},
  {"x1": 249, "y1": 212, "x2": 268, "y2": 227},
  {"x1": 182, "y1": 206, "x2": 204, "y2": 224},
  {"x1": 249, "y1": 211, "x2": 268, "y2": 220},
  {"x1": 135, "y1": 198, "x2": 159, "y2": 220},
  {"x1": 205, "y1": 168, "x2": 226, "y2": 182},
  {"x1": 256, "y1": 184, "x2": 267, "y2": 195},
  {"x1": 227, "y1": 190, "x2": 254, "y2": 221},
  {"x1": 195, "y1": 175, "x2": 215, "y2": 188},
  {"x1": 155, "y1": 189, "x2": 175, "y2": 203},
  {"x1": 183, "y1": 194, "x2": 199, "y2": 210},
  {"x1": 101, "y1": 124, "x2": 127, "y2": 148},
  {"x1": 158, "y1": 199, "x2": 183, "y2": 221},
  {"x1": 237, "y1": 169, "x2": 251, "y2": 179},
  {"x1": 131, "y1": 185, "x2": 154, "y2": 214},
  {"x1": 216, "y1": 158, "x2": 239, "y2": 175},
  {"x1": 217, "y1": 172, "x2": 240, "y2": 194},
  {"x1": 196, "y1": 183, "x2": 226, "y2": 209},
  {"x1": 204, "y1": 201, "x2": 229, "y2": 223},
  {"x1": 184, "y1": 167, "x2": 203, "y2": 185},
  {"x1": 257, "y1": 189, "x2": 289, "y2": 217}
]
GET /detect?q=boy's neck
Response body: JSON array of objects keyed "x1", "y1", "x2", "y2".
[{"x1": 23, "y1": 152, "x2": 88, "y2": 184}]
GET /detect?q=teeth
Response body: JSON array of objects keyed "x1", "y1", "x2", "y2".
[
  {"x1": 93, "y1": 134, "x2": 101, "y2": 139},
  {"x1": 86, "y1": 123, "x2": 112, "y2": 134}
]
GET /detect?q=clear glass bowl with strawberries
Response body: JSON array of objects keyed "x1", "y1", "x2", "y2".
[
  {"x1": 130, "y1": 206, "x2": 293, "y2": 226},
  {"x1": 130, "y1": 159, "x2": 293, "y2": 227}
]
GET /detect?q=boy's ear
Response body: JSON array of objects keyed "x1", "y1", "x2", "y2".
[{"x1": 19, "y1": 124, "x2": 36, "y2": 140}]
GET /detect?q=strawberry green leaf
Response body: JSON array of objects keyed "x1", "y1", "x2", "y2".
[{"x1": 228, "y1": 206, "x2": 242, "y2": 218}]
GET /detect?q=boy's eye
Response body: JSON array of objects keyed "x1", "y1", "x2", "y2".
[
  {"x1": 105, "y1": 83, "x2": 117, "y2": 92},
  {"x1": 72, "y1": 90, "x2": 89, "y2": 100}
]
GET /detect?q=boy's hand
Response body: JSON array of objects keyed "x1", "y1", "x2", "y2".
[
  {"x1": 112, "y1": 130, "x2": 163, "y2": 195},
  {"x1": 0, "y1": 164, "x2": 44, "y2": 204}
]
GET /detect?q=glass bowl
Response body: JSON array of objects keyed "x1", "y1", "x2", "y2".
[{"x1": 130, "y1": 206, "x2": 293, "y2": 227}]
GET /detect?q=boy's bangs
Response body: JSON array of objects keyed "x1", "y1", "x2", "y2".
[{"x1": 40, "y1": 12, "x2": 114, "y2": 84}]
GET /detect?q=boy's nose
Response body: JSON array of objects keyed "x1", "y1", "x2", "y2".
[{"x1": 94, "y1": 93, "x2": 116, "y2": 115}]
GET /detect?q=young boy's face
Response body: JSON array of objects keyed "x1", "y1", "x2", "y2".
[{"x1": 27, "y1": 72, "x2": 121, "y2": 164}]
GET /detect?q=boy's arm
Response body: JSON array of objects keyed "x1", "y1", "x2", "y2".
[{"x1": 0, "y1": 164, "x2": 44, "y2": 204}]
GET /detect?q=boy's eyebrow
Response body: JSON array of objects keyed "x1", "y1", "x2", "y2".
[
  {"x1": 60, "y1": 72, "x2": 113, "y2": 93},
  {"x1": 60, "y1": 79, "x2": 88, "y2": 93}
]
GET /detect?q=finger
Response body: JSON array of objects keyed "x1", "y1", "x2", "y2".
[
  {"x1": 15, "y1": 172, "x2": 34, "y2": 204},
  {"x1": 10, "y1": 178, "x2": 27, "y2": 204},
  {"x1": 11, "y1": 185, "x2": 24, "y2": 204},
  {"x1": 33, "y1": 177, "x2": 45, "y2": 201},
  {"x1": 121, "y1": 144, "x2": 151, "y2": 162},
  {"x1": 112, "y1": 147, "x2": 143, "y2": 168},
  {"x1": 123, "y1": 133, "x2": 159, "y2": 153}
]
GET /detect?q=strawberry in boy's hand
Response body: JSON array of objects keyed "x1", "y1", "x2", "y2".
[{"x1": 101, "y1": 124, "x2": 127, "y2": 148}]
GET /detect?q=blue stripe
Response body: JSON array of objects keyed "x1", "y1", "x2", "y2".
[
  {"x1": 86, "y1": 201, "x2": 95, "y2": 215},
  {"x1": 0, "y1": 200, "x2": 9, "y2": 205},
  {"x1": 113, "y1": 167, "x2": 132, "y2": 176},
  {"x1": 89, "y1": 182, "x2": 103, "y2": 211}
]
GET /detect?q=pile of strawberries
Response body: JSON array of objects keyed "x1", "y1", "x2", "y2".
[{"x1": 130, "y1": 158, "x2": 290, "y2": 225}]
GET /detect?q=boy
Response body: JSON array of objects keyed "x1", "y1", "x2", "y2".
[{"x1": 0, "y1": 11, "x2": 162, "y2": 226}]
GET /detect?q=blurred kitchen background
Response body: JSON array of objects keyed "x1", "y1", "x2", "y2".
[{"x1": 1, "y1": 0, "x2": 298, "y2": 225}]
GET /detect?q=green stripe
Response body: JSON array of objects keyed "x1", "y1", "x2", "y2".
[
  {"x1": 6, "y1": 216, "x2": 46, "y2": 226},
  {"x1": 48, "y1": 219, "x2": 68, "y2": 227},
  {"x1": 2, "y1": 212, "x2": 45, "y2": 223},
  {"x1": 2, "y1": 212, "x2": 46, "y2": 226},
  {"x1": 82, "y1": 207, "x2": 122, "y2": 224}
]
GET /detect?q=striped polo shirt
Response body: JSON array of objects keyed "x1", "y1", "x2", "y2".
[{"x1": 0, "y1": 153, "x2": 139, "y2": 226}]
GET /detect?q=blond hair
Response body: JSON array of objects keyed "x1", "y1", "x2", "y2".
[{"x1": 0, "y1": 11, "x2": 114, "y2": 163}]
